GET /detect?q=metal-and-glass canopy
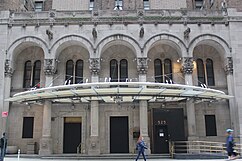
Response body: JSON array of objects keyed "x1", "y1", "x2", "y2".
[{"x1": 5, "y1": 82, "x2": 232, "y2": 104}]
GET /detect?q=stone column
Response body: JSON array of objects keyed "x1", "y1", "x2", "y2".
[
  {"x1": 2, "y1": 59, "x2": 13, "y2": 134},
  {"x1": 225, "y1": 57, "x2": 239, "y2": 136},
  {"x1": 137, "y1": 58, "x2": 150, "y2": 154},
  {"x1": 139, "y1": 100, "x2": 151, "y2": 154},
  {"x1": 182, "y1": 57, "x2": 197, "y2": 140},
  {"x1": 39, "y1": 100, "x2": 53, "y2": 155},
  {"x1": 88, "y1": 101, "x2": 100, "y2": 155},
  {"x1": 88, "y1": 58, "x2": 100, "y2": 155},
  {"x1": 39, "y1": 59, "x2": 56, "y2": 155}
]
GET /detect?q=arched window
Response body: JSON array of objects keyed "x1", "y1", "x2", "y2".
[
  {"x1": 154, "y1": 59, "x2": 162, "y2": 83},
  {"x1": 75, "y1": 59, "x2": 84, "y2": 84},
  {"x1": 120, "y1": 59, "x2": 128, "y2": 82},
  {"x1": 23, "y1": 61, "x2": 32, "y2": 88},
  {"x1": 32, "y1": 60, "x2": 41, "y2": 87},
  {"x1": 164, "y1": 59, "x2": 172, "y2": 82},
  {"x1": 110, "y1": 59, "x2": 118, "y2": 82},
  {"x1": 110, "y1": 59, "x2": 128, "y2": 82},
  {"x1": 65, "y1": 60, "x2": 74, "y2": 84},
  {"x1": 196, "y1": 58, "x2": 215, "y2": 87},
  {"x1": 206, "y1": 59, "x2": 215, "y2": 86},
  {"x1": 196, "y1": 59, "x2": 205, "y2": 86}
]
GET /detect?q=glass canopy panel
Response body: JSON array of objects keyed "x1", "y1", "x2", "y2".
[
  {"x1": 180, "y1": 90, "x2": 205, "y2": 97},
  {"x1": 161, "y1": 89, "x2": 185, "y2": 95}
]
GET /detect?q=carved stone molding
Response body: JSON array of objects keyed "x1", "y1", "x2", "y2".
[
  {"x1": 184, "y1": 27, "x2": 191, "y2": 39},
  {"x1": 225, "y1": 57, "x2": 233, "y2": 75},
  {"x1": 4, "y1": 59, "x2": 13, "y2": 77},
  {"x1": 46, "y1": 29, "x2": 53, "y2": 40},
  {"x1": 137, "y1": 10, "x2": 144, "y2": 17},
  {"x1": 139, "y1": 27, "x2": 144, "y2": 38},
  {"x1": 181, "y1": 57, "x2": 194, "y2": 74},
  {"x1": 137, "y1": 58, "x2": 148, "y2": 74},
  {"x1": 44, "y1": 59, "x2": 56, "y2": 75},
  {"x1": 89, "y1": 58, "x2": 100, "y2": 75},
  {"x1": 92, "y1": 28, "x2": 97, "y2": 39}
]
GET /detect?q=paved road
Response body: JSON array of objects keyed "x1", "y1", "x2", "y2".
[{"x1": 3, "y1": 157, "x2": 242, "y2": 161}]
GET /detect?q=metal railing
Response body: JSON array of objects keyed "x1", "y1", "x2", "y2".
[
  {"x1": 77, "y1": 142, "x2": 82, "y2": 154},
  {"x1": 170, "y1": 141, "x2": 242, "y2": 157}
]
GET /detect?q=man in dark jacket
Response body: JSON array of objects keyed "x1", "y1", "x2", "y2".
[
  {"x1": 226, "y1": 129, "x2": 239, "y2": 160},
  {"x1": 0, "y1": 132, "x2": 7, "y2": 161}
]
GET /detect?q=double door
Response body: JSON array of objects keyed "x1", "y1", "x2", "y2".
[
  {"x1": 63, "y1": 117, "x2": 82, "y2": 153},
  {"x1": 110, "y1": 116, "x2": 129, "y2": 153}
]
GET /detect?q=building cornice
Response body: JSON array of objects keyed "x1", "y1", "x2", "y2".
[{"x1": 1, "y1": 9, "x2": 238, "y2": 27}]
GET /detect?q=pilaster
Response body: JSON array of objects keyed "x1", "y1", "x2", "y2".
[
  {"x1": 182, "y1": 57, "x2": 197, "y2": 140},
  {"x1": 39, "y1": 100, "x2": 53, "y2": 155},
  {"x1": 139, "y1": 100, "x2": 151, "y2": 154},
  {"x1": 137, "y1": 57, "x2": 150, "y2": 153},
  {"x1": 2, "y1": 59, "x2": 13, "y2": 134},
  {"x1": 225, "y1": 57, "x2": 239, "y2": 137},
  {"x1": 88, "y1": 100, "x2": 100, "y2": 155},
  {"x1": 39, "y1": 61, "x2": 55, "y2": 155}
]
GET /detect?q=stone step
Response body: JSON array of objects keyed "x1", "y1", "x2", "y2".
[{"x1": 7, "y1": 154, "x2": 171, "y2": 160}]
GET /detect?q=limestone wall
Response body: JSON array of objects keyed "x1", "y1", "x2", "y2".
[
  {"x1": 0, "y1": 11, "x2": 9, "y2": 135},
  {"x1": 52, "y1": 0, "x2": 89, "y2": 11},
  {"x1": 1, "y1": 8, "x2": 241, "y2": 153}
]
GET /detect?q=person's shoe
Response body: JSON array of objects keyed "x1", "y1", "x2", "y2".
[
  {"x1": 234, "y1": 155, "x2": 240, "y2": 159},
  {"x1": 230, "y1": 155, "x2": 240, "y2": 160}
]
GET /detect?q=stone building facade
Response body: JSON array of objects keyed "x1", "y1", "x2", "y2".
[{"x1": 0, "y1": 0, "x2": 242, "y2": 156}]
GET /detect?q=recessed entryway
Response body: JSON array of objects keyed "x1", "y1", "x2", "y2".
[
  {"x1": 110, "y1": 116, "x2": 129, "y2": 153},
  {"x1": 63, "y1": 117, "x2": 82, "y2": 153}
]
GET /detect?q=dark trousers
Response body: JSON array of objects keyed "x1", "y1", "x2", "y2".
[
  {"x1": 135, "y1": 151, "x2": 146, "y2": 161},
  {"x1": 0, "y1": 148, "x2": 5, "y2": 161}
]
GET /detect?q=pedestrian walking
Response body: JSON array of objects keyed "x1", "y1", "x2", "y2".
[
  {"x1": 0, "y1": 132, "x2": 7, "y2": 161},
  {"x1": 225, "y1": 129, "x2": 239, "y2": 160},
  {"x1": 135, "y1": 135, "x2": 147, "y2": 161}
]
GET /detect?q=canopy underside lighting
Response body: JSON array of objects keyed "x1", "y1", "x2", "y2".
[{"x1": 6, "y1": 82, "x2": 233, "y2": 104}]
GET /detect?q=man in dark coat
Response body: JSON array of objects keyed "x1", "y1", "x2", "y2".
[
  {"x1": 0, "y1": 132, "x2": 7, "y2": 161},
  {"x1": 226, "y1": 129, "x2": 239, "y2": 160}
]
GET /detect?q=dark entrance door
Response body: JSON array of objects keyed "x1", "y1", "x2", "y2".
[
  {"x1": 110, "y1": 116, "x2": 129, "y2": 153},
  {"x1": 152, "y1": 108, "x2": 185, "y2": 154},
  {"x1": 154, "y1": 124, "x2": 169, "y2": 153},
  {"x1": 63, "y1": 117, "x2": 82, "y2": 153}
]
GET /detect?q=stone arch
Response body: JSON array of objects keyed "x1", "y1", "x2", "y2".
[
  {"x1": 50, "y1": 35, "x2": 94, "y2": 59},
  {"x1": 96, "y1": 34, "x2": 142, "y2": 58},
  {"x1": 188, "y1": 34, "x2": 231, "y2": 58},
  {"x1": 143, "y1": 33, "x2": 187, "y2": 57},
  {"x1": 6, "y1": 36, "x2": 48, "y2": 69},
  {"x1": 7, "y1": 36, "x2": 48, "y2": 60},
  {"x1": 144, "y1": 33, "x2": 186, "y2": 84},
  {"x1": 190, "y1": 34, "x2": 231, "y2": 88}
]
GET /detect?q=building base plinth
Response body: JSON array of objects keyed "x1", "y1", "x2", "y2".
[
  {"x1": 39, "y1": 137, "x2": 53, "y2": 156},
  {"x1": 143, "y1": 136, "x2": 151, "y2": 154},
  {"x1": 88, "y1": 136, "x2": 100, "y2": 155}
]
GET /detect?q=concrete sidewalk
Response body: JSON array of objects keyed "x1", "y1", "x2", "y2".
[{"x1": 3, "y1": 157, "x2": 242, "y2": 161}]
